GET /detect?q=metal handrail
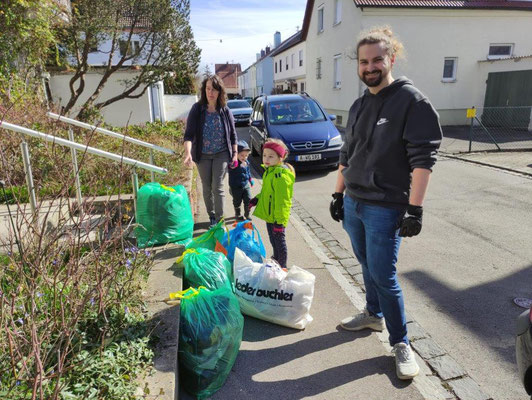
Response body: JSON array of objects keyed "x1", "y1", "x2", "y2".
[
  {"x1": 0, "y1": 120, "x2": 168, "y2": 218},
  {"x1": 0, "y1": 121, "x2": 167, "y2": 174},
  {"x1": 46, "y1": 112, "x2": 174, "y2": 155}
]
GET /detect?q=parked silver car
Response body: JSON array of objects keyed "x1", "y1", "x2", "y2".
[
  {"x1": 516, "y1": 306, "x2": 532, "y2": 398},
  {"x1": 227, "y1": 99, "x2": 252, "y2": 126}
]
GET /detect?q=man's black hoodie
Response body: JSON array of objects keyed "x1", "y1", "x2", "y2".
[{"x1": 339, "y1": 77, "x2": 442, "y2": 208}]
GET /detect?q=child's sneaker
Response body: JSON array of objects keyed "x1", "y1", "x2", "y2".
[{"x1": 209, "y1": 215, "x2": 216, "y2": 228}]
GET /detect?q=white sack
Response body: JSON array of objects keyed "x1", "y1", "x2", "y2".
[{"x1": 233, "y1": 248, "x2": 315, "y2": 329}]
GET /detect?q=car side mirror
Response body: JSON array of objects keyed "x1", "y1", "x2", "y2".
[
  {"x1": 251, "y1": 120, "x2": 264, "y2": 128},
  {"x1": 329, "y1": 114, "x2": 337, "y2": 121}
]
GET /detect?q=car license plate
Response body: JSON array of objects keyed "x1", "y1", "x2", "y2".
[{"x1": 297, "y1": 153, "x2": 321, "y2": 161}]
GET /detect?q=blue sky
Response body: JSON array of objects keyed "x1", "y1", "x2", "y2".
[{"x1": 190, "y1": 0, "x2": 307, "y2": 71}]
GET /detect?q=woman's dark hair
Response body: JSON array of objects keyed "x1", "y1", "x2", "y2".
[{"x1": 199, "y1": 75, "x2": 227, "y2": 109}]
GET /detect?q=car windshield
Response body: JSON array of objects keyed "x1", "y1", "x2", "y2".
[
  {"x1": 227, "y1": 101, "x2": 251, "y2": 109},
  {"x1": 267, "y1": 99, "x2": 326, "y2": 125}
]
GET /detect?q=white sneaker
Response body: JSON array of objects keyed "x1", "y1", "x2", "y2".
[
  {"x1": 393, "y1": 342, "x2": 419, "y2": 380},
  {"x1": 340, "y1": 308, "x2": 385, "y2": 332}
]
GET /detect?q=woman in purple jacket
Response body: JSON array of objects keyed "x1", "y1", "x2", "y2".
[{"x1": 183, "y1": 75, "x2": 238, "y2": 226}]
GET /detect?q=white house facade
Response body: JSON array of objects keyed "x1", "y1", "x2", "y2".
[
  {"x1": 240, "y1": 64, "x2": 257, "y2": 98},
  {"x1": 256, "y1": 54, "x2": 274, "y2": 96},
  {"x1": 303, "y1": 0, "x2": 532, "y2": 126},
  {"x1": 271, "y1": 31, "x2": 307, "y2": 93}
]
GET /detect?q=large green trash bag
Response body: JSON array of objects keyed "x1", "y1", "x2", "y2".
[
  {"x1": 186, "y1": 219, "x2": 228, "y2": 253},
  {"x1": 177, "y1": 248, "x2": 233, "y2": 291},
  {"x1": 135, "y1": 183, "x2": 193, "y2": 248},
  {"x1": 176, "y1": 286, "x2": 244, "y2": 399}
]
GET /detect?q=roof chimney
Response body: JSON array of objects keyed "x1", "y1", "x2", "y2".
[
  {"x1": 266, "y1": 46, "x2": 271, "y2": 55},
  {"x1": 274, "y1": 31, "x2": 281, "y2": 48},
  {"x1": 260, "y1": 49, "x2": 265, "y2": 58},
  {"x1": 256, "y1": 53, "x2": 260, "y2": 61}
]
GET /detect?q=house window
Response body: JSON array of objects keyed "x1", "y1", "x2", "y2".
[
  {"x1": 442, "y1": 57, "x2": 457, "y2": 81},
  {"x1": 275, "y1": 62, "x2": 277, "y2": 73},
  {"x1": 279, "y1": 59, "x2": 282, "y2": 72},
  {"x1": 334, "y1": 0, "x2": 342, "y2": 25},
  {"x1": 317, "y1": 5, "x2": 324, "y2": 33},
  {"x1": 299, "y1": 50, "x2": 303, "y2": 67},
  {"x1": 119, "y1": 40, "x2": 140, "y2": 57},
  {"x1": 316, "y1": 57, "x2": 322, "y2": 79},
  {"x1": 291, "y1": 54, "x2": 295, "y2": 69},
  {"x1": 333, "y1": 54, "x2": 341, "y2": 88},
  {"x1": 336, "y1": 115, "x2": 343, "y2": 125},
  {"x1": 488, "y1": 44, "x2": 513, "y2": 59},
  {"x1": 300, "y1": 82, "x2": 305, "y2": 92},
  {"x1": 286, "y1": 56, "x2": 289, "y2": 70}
]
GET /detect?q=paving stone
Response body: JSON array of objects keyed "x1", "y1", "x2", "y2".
[
  {"x1": 428, "y1": 355, "x2": 467, "y2": 380},
  {"x1": 404, "y1": 311, "x2": 415, "y2": 323},
  {"x1": 339, "y1": 258, "x2": 359, "y2": 268},
  {"x1": 352, "y1": 273, "x2": 364, "y2": 283},
  {"x1": 415, "y1": 375, "x2": 457, "y2": 400},
  {"x1": 448, "y1": 377, "x2": 492, "y2": 400},
  {"x1": 327, "y1": 245, "x2": 352, "y2": 260},
  {"x1": 315, "y1": 231, "x2": 335, "y2": 242},
  {"x1": 346, "y1": 266, "x2": 359, "y2": 276},
  {"x1": 407, "y1": 321, "x2": 428, "y2": 341},
  {"x1": 411, "y1": 338, "x2": 446, "y2": 359}
]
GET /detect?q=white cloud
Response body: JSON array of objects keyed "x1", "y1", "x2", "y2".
[{"x1": 190, "y1": 1, "x2": 307, "y2": 70}]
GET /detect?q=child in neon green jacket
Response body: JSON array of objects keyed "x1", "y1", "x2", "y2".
[{"x1": 249, "y1": 139, "x2": 295, "y2": 269}]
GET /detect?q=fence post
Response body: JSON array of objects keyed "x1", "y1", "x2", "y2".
[
  {"x1": 131, "y1": 169, "x2": 139, "y2": 214},
  {"x1": 468, "y1": 106, "x2": 475, "y2": 153},
  {"x1": 20, "y1": 141, "x2": 38, "y2": 221},
  {"x1": 68, "y1": 127, "x2": 83, "y2": 213},
  {"x1": 150, "y1": 149, "x2": 155, "y2": 182}
]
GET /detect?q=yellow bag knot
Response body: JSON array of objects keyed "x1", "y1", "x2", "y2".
[{"x1": 160, "y1": 184, "x2": 175, "y2": 192}]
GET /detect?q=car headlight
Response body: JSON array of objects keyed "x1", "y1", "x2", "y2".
[{"x1": 329, "y1": 134, "x2": 343, "y2": 147}]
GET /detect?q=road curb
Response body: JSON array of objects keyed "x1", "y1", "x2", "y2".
[
  {"x1": 289, "y1": 198, "x2": 493, "y2": 400},
  {"x1": 440, "y1": 152, "x2": 532, "y2": 179}
]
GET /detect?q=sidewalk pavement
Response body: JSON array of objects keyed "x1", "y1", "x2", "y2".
[
  {"x1": 440, "y1": 147, "x2": 532, "y2": 177},
  {"x1": 179, "y1": 172, "x2": 448, "y2": 400}
]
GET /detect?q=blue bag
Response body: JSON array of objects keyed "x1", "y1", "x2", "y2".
[{"x1": 222, "y1": 221, "x2": 266, "y2": 263}]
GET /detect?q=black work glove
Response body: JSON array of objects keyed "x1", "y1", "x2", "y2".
[
  {"x1": 398, "y1": 205, "x2": 423, "y2": 237},
  {"x1": 329, "y1": 192, "x2": 344, "y2": 222}
]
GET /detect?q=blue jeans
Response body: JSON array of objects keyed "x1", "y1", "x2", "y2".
[{"x1": 342, "y1": 195, "x2": 408, "y2": 346}]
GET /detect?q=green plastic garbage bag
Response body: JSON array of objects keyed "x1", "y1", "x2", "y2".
[
  {"x1": 173, "y1": 286, "x2": 243, "y2": 399},
  {"x1": 186, "y1": 219, "x2": 228, "y2": 253},
  {"x1": 177, "y1": 248, "x2": 233, "y2": 291},
  {"x1": 135, "y1": 183, "x2": 193, "y2": 248}
]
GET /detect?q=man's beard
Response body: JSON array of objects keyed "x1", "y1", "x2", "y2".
[{"x1": 360, "y1": 70, "x2": 383, "y2": 87}]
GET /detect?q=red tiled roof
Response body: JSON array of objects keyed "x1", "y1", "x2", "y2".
[
  {"x1": 215, "y1": 63, "x2": 242, "y2": 89},
  {"x1": 353, "y1": 0, "x2": 532, "y2": 10}
]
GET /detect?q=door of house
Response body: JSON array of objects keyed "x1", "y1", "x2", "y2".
[{"x1": 482, "y1": 69, "x2": 532, "y2": 129}]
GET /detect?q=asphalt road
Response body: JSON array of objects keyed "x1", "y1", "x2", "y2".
[{"x1": 237, "y1": 125, "x2": 532, "y2": 400}]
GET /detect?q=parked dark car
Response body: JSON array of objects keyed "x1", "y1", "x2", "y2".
[
  {"x1": 516, "y1": 306, "x2": 532, "y2": 398},
  {"x1": 248, "y1": 94, "x2": 342, "y2": 169},
  {"x1": 227, "y1": 99, "x2": 252, "y2": 126}
]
